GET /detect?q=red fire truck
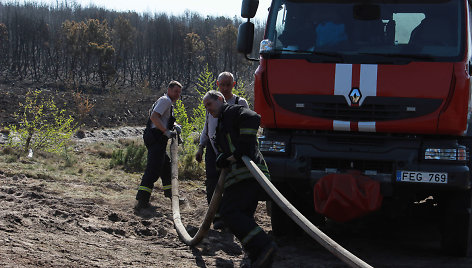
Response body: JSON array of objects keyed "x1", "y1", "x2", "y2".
[{"x1": 238, "y1": 0, "x2": 472, "y2": 256}]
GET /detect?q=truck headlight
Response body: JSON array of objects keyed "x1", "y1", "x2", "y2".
[
  {"x1": 259, "y1": 139, "x2": 286, "y2": 153},
  {"x1": 424, "y1": 147, "x2": 467, "y2": 161}
]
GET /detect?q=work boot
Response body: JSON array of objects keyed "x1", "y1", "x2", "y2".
[
  {"x1": 135, "y1": 189, "x2": 151, "y2": 210},
  {"x1": 134, "y1": 199, "x2": 150, "y2": 210},
  {"x1": 251, "y1": 241, "x2": 277, "y2": 268}
]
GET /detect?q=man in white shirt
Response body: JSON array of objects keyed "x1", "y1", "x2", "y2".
[{"x1": 195, "y1": 72, "x2": 248, "y2": 229}]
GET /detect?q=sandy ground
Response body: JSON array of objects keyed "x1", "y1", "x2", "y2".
[
  {"x1": 3, "y1": 170, "x2": 472, "y2": 268},
  {"x1": 1, "y1": 128, "x2": 472, "y2": 267}
]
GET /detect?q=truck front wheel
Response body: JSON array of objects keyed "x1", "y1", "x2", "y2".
[
  {"x1": 270, "y1": 182, "x2": 299, "y2": 236},
  {"x1": 440, "y1": 189, "x2": 472, "y2": 256},
  {"x1": 270, "y1": 182, "x2": 325, "y2": 236}
]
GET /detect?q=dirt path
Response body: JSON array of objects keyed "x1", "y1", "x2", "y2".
[{"x1": 0, "y1": 172, "x2": 249, "y2": 267}]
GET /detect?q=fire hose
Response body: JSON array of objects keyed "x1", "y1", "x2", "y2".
[
  {"x1": 170, "y1": 137, "x2": 228, "y2": 246},
  {"x1": 170, "y1": 137, "x2": 373, "y2": 268}
]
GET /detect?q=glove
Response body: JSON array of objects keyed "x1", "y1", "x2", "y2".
[
  {"x1": 174, "y1": 124, "x2": 182, "y2": 135},
  {"x1": 164, "y1": 130, "x2": 177, "y2": 139},
  {"x1": 216, "y1": 153, "x2": 232, "y2": 169}
]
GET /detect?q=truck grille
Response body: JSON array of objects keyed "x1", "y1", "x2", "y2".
[
  {"x1": 274, "y1": 94, "x2": 443, "y2": 121},
  {"x1": 311, "y1": 158, "x2": 394, "y2": 174}
]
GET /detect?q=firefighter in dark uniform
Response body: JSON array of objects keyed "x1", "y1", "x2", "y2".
[
  {"x1": 135, "y1": 81, "x2": 182, "y2": 210},
  {"x1": 203, "y1": 90, "x2": 277, "y2": 267}
]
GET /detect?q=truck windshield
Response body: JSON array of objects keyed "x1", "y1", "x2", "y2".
[{"x1": 265, "y1": 0, "x2": 464, "y2": 62}]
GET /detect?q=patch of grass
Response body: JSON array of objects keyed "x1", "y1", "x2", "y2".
[
  {"x1": 45, "y1": 165, "x2": 57, "y2": 172},
  {"x1": 110, "y1": 137, "x2": 205, "y2": 180},
  {"x1": 63, "y1": 155, "x2": 76, "y2": 168},
  {"x1": 62, "y1": 146, "x2": 76, "y2": 168},
  {"x1": 110, "y1": 141, "x2": 147, "y2": 173},
  {"x1": 84, "y1": 142, "x2": 117, "y2": 158},
  {"x1": 2, "y1": 146, "x2": 22, "y2": 157},
  {"x1": 178, "y1": 150, "x2": 205, "y2": 180},
  {"x1": 36, "y1": 150, "x2": 56, "y2": 159},
  {"x1": 0, "y1": 138, "x2": 140, "y2": 203},
  {"x1": 6, "y1": 155, "x2": 19, "y2": 163},
  {"x1": 0, "y1": 137, "x2": 202, "y2": 204},
  {"x1": 118, "y1": 137, "x2": 140, "y2": 147}
]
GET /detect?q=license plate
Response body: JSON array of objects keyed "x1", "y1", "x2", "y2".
[{"x1": 396, "y1": 171, "x2": 448, "y2": 184}]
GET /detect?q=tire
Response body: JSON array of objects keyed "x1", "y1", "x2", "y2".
[
  {"x1": 270, "y1": 182, "x2": 325, "y2": 236},
  {"x1": 270, "y1": 199, "x2": 297, "y2": 236},
  {"x1": 440, "y1": 189, "x2": 472, "y2": 257},
  {"x1": 270, "y1": 182, "x2": 297, "y2": 236}
]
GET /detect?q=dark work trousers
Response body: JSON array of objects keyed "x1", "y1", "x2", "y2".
[
  {"x1": 136, "y1": 135, "x2": 171, "y2": 202},
  {"x1": 220, "y1": 179, "x2": 271, "y2": 260},
  {"x1": 205, "y1": 146, "x2": 218, "y2": 202},
  {"x1": 205, "y1": 146, "x2": 222, "y2": 220}
]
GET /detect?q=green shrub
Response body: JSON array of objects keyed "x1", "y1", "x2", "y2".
[
  {"x1": 6, "y1": 89, "x2": 77, "y2": 154},
  {"x1": 178, "y1": 150, "x2": 205, "y2": 180},
  {"x1": 173, "y1": 66, "x2": 213, "y2": 180},
  {"x1": 110, "y1": 142, "x2": 147, "y2": 172},
  {"x1": 233, "y1": 80, "x2": 251, "y2": 108},
  {"x1": 110, "y1": 149, "x2": 124, "y2": 166}
]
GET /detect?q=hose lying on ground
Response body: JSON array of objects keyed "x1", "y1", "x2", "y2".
[
  {"x1": 170, "y1": 137, "x2": 228, "y2": 246},
  {"x1": 169, "y1": 136, "x2": 372, "y2": 267},
  {"x1": 241, "y1": 155, "x2": 373, "y2": 268}
]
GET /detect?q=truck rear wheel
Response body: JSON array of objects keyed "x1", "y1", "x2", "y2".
[{"x1": 440, "y1": 190, "x2": 472, "y2": 256}]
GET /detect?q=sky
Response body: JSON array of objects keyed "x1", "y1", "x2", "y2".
[{"x1": 32, "y1": 0, "x2": 272, "y2": 21}]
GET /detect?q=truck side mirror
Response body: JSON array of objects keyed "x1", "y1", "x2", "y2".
[
  {"x1": 241, "y1": 0, "x2": 259, "y2": 18},
  {"x1": 237, "y1": 22, "x2": 255, "y2": 55}
]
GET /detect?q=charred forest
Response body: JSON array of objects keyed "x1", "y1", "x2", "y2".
[{"x1": 0, "y1": 2, "x2": 265, "y2": 92}]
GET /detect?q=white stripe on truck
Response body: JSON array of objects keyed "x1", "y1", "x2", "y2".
[
  {"x1": 332, "y1": 64, "x2": 378, "y2": 132},
  {"x1": 333, "y1": 120, "x2": 350, "y2": 131},
  {"x1": 358, "y1": 121, "x2": 376, "y2": 132},
  {"x1": 334, "y1": 64, "x2": 352, "y2": 105},
  {"x1": 359, "y1": 64, "x2": 378, "y2": 106}
]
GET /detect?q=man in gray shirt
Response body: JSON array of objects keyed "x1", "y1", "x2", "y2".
[
  {"x1": 136, "y1": 81, "x2": 182, "y2": 210},
  {"x1": 195, "y1": 72, "x2": 248, "y2": 229}
]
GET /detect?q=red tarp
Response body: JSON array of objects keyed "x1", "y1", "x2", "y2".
[{"x1": 314, "y1": 171, "x2": 383, "y2": 222}]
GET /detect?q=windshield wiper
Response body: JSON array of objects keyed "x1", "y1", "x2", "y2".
[
  {"x1": 359, "y1": 52, "x2": 434, "y2": 61},
  {"x1": 310, "y1": 50, "x2": 344, "y2": 62},
  {"x1": 271, "y1": 48, "x2": 344, "y2": 62},
  {"x1": 271, "y1": 48, "x2": 312, "y2": 54}
]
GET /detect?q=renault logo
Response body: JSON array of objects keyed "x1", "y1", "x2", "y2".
[{"x1": 349, "y1": 88, "x2": 362, "y2": 105}]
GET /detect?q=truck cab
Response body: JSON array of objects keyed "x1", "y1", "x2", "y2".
[{"x1": 238, "y1": 0, "x2": 472, "y2": 256}]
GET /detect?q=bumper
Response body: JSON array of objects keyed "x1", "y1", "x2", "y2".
[{"x1": 262, "y1": 132, "x2": 471, "y2": 196}]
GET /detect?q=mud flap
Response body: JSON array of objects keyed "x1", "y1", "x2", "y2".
[{"x1": 314, "y1": 171, "x2": 383, "y2": 222}]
